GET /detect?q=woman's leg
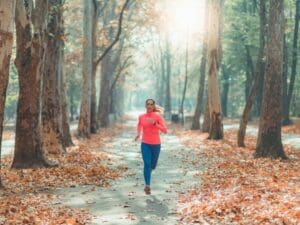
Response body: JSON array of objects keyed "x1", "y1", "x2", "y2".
[
  {"x1": 141, "y1": 143, "x2": 152, "y2": 186},
  {"x1": 151, "y1": 144, "x2": 161, "y2": 170}
]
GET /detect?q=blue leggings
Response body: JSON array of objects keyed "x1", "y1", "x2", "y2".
[{"x1": 141, "y1": 143, "x2": 161, "y2": 186}]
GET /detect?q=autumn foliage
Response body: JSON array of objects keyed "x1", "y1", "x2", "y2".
[
  {"x1": 173, "y1": 127, "x2": 299, "y2": 225},
  {"x1": 0, "y1": 125, "x2": 124, "y2": 224}
]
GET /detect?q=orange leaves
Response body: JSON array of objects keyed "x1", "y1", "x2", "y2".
[
  {"x1": 282, "y1": 124, "x2": 300, "y2": 134},
  {"x1": 176, "y1": 129, "x2": 300, "y2": 225},
  {"x1": 0, "y1": 195, "x2": 91, "y2": 225},
  {"x1": 0, "y1": 126, "x2": 123, "y2": 224},
  {"x1": 65, "y1": 217, "x2": 77, "y2": 225}
]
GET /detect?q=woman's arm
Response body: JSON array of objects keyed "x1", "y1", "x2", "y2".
[
  {"x1": 155, "y1": 115, "x2": 167, "y2": 134},
  {"x1": 135, "y1": 115, "x2": 142, "y2": 141}
]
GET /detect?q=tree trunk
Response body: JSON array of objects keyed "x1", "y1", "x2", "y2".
[
  {"x1": 13, "y1": 0, "x2": 56, "y2": 168},
  {"x1": 0, "y1": 0, "x2": 15, "y2": 185},
  {"x1": 60, "y1": 72, "x2": 73, "y2": 147},
  {"x1": 285, "y1": 0, "x2": 299, "y2": 125},
  {"x1": 255, "y1": 0, "x2": 287, "y2": 159},
  {"x1": 245, "y1": 45, "x2": 255, "y2": 100},
  {"x1": 180, "y1": 33, "x2": 189, "y2": 125},
  {"x1": 237, "y1": 0, "x2": 266, "y2": 147},
  {"x1": 164, "y1": 39, "x2": 172, "y2": 119},
  {"x1": 191, "y1": 1, "x2": 208, "y2": 130},
  {"x1": 70, "y1": 94, "x2": 75, "y2": 121},
  {"x1": 42, "y1": 0, "x2": 65, "y2": 155},
  {"x1": 108, "y1": 38, "x2": 125, "y2": 119},
  {"x1": 78, "y1": 0, "x2": 93, "y2": 138},
  {"x1": 90, "y1": 63, "x2": 98, "y2": 132},
  {"x1": 98, "y1": 3, "x2": 117, "y2": 128},
  {"x1": 221, "y1": 65, "x2": 229, "y2": 117},
  {"x1": 191, "y1": 42, "x2": 207, "y2": 130},
  {"x1": 57, "y1": 11, "x2": 73, "y2": 147},
  {"x1": 90, "y1": 1, "x2": 99, "y2": 133},
  {"x1": 98, "y1": 52, "x2": 113, "y2": 127},
  {"x1": 159, "y1": 47, "x2": 166, "y2": 106},
  {"x1": 207, "y1": 0, "x2": 224, "y2": 140},
  {"x1": 282, "y1": 34, "x2": 289, "y2": 125},
  {"x1": 202, "y1": 99, "x2": 210, "y2": 132},
  {"x1": 254, "y1": 67, "x2": 265, "y2": 117}
]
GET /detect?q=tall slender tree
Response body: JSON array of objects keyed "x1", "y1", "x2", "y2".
[
  {"x1": 96, "y1": 0, "x2": 130, "y2": 128},
  {"x1": 164, "y1": 37, "x2": 172, "y2": 119},
  {"x1": 220, "y1": 65, "x2": 230, "y2": 117},
  {"x1": 255, "y1": 0, "x2": 287, "y2": 159},
  {"x1": 282, "y1": 0, "x2": 299, "y2": 125},
  {"x1": 78, "y1": 0, "x2": 93, "y2": 137},
  {"x1": 42, "y1": 0, "x2": 65, "y2": 154},
  {"x1": 238, "y1": 0, "x2": 266, "y2": 147},
  {"x1": 207, "y1": 0, "x2": 224, "y2": 139},
  {"x1": 57, "y1": 4, "x2": 73, "y2": 147},
  {"x1": 191, "y1": 0, "x2": 208, "y2": 130},
  {"x1": 179, "y1": 29, "x2": 189, "y2": 125},
  {"x1": 0, "y1": 0, "x2": 16, "y2": 185},
  {"x1": 90, "y1": 0, "x2": 102, "y2": 133}
]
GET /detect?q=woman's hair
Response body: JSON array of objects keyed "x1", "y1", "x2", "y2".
[{"x1": 145, "y1": 99, "x2": 164, "y2": 114}]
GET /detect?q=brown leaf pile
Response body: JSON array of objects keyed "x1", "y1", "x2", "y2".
[
  {"x1": 0, "y1": 125, "x2": 125, "y2": 224},
  {"x1": 174, "y1": 128, "x2": 300, "y2": 225},
  {"x1": 0, "y1": 194, "x2": 90, "y2": 225},
  {"x1": 282, "y1": 125, "x2": 300, "y2": 134}
]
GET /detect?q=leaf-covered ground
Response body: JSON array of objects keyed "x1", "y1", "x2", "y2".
[
  {"x1": 0, "y1": 121, "x2": 299, "y2": 224},
  {"x1": 0, "y1": 125, "x2": 125, "y2": 225},
  {"x1": 172, "y1": 126, "x2": 299, "y2": 225}
]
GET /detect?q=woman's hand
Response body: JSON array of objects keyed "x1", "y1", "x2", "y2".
[
  {"x1": 134, "y1": 135, "x2": 140, "y2": 141},
  {"x1": 146, "y1": 117, "x2": 156, "y2": 125}
]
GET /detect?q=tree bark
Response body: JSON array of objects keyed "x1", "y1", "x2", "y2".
[
  {"x1": 57, "y1": 13, "x2": 73, "y2": 147},
  {"x1": 0, "y1": 0, "x2": 15, "y2": 185},
  {"x1": 237, "y1": 0, "x2": 266, "y2": 147},
  {"x1": 207, "y1": 0, "x2": 224, "y2": 140},
  {"x1": 202, "y1": 99, "x2": 210, "y2": 132},
  {"x1": 244, "y1": 44, "x2": 255, "y2": 99},
  {"x1": 221, "y1": 65, "x2": 230, "y2": 117},
  {"x1": 282, "y1": 34, "x2": 289, "y2": 125},
  {"x1": 78, "y1": 0, "x2": 93, "y2": 138},
  {"x1": 284, "y1": 0, "x2": 299, "y2": 125},
  {"x1": 164, "y1": 38, "x2": 172, "y2": 119},
  {"x1": 13, "y1": 0, "x2": 56, "y2": 168},
  {"x1": 98, "y1": 1, "x2": 122, "y2": 128},
  {"x1": 255, "y1": 0, "x2": 287, "y2": 159},
  {"x1": 180, "y1": 32, "x2": 189, "y2": 125},
  {"x1": 60, "y1": 72, "x2": 73, "y2": 147},
  {"x1": 98, "y1": 50, "x2": 114, "y2": 127},
  {"x1": 159, "y1": 45, "x2": 166, "y2": 106},
  {"x1": 42, "y1": 0, "x2": 65, "y2": 154},
  {"x1": 90, "y1": 0, "x2": 99, "y2": 133}
]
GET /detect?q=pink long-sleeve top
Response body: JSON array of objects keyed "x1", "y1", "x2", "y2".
[{"x1": 137, "y1": 112, "x2": 167, "y2": 144}]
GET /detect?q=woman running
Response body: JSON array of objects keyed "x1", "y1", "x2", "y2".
[{"x1": 134, "y1": 99, "x2": 167, "y2": 195}]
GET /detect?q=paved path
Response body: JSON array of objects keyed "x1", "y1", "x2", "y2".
[{"x1": 54, "y1": 118, "x2": 202, "y2": 225}]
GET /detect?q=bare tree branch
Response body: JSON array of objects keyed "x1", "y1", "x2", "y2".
[
  {"x1": 110, "y1": 55, "x2": 133, "y2": 93},
  {"x1": 95, "y1": 0, "x2": 130, "y2": 67}
]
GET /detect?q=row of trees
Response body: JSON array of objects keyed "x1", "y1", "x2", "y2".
[
  {"x1": 0, "y1": 0, "x2": 135, "y2": 187},
  {"x1": 0, "y1": 0, "x2": 74, "y2": 175},
  {"x1": 0, "y1": 0, "x2": 298, "y2": 185},
  {"x1": 135, "y1": 0, "x2": 298, "y2": 159},
  {"x1": 192, "y1": 0, "x2": 296, "y2": 158}
]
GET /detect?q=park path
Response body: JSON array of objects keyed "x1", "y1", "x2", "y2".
[{"x1": 53, "y1": 113, "x2": 202, "y2": 225}]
